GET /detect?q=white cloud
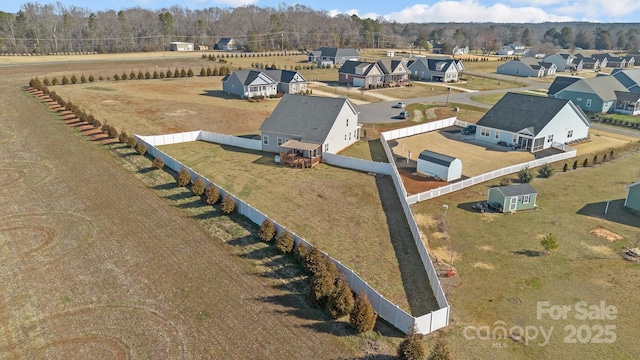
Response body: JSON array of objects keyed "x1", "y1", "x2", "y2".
[
  {"x1": 554, "y1": 0, "x2": 640, "y2": 21},
  {"x1": 212, "y1": 0, "x2": 257, "y2": 7},
  {"x1": 382, "y1": 1, "x2": 575, "y2": 23}
]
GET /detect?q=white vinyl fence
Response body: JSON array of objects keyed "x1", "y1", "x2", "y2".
[
  {"x1": 135, "y1": 133, "x2": 446, "y2": 335},
  {"x1": 323, "y1": 153, "x2": 393, "y2": 175}
]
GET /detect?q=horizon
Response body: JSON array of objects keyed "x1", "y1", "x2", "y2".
[{"x1": 1, "y1": 0, "x2": 640, "y2": 24}]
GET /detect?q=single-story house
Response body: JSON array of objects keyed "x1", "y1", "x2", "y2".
[
  {"x1": 307, "y1": 47, "x2": 359, "y2": 66},
  {"x1": 611, "y1": 68, "x2": 640, "y2": 93},
  {"x1": 221, "y1": 70, "x2": 278, "y2": 98},
  {"x1": 407, "y1": 57, "x2": 460, "y2": 82},
  {"x1": 262, "y1": 69, "x2": 308, "y2": 95},
  {"x1": 215, "y1": 37, "x2": 239, "y2": 51},
  {"x1": 592, "y1": 53, "x2": 626, "y2": 68},
  {"x1": 338, "y1": 60, "x2": 384, "y2": 88},
  {"x1": 575, "y1": 53, "x2": 604, "y2": 70},
  {"x1": 544, "y1": 53, "x2": 582, "y2": 72},
  {"x1": 488, "y1": 183, "x2": 537, "y2": 213},
  {"x1": 376, "y1": 58, "x2": 410, "y2": 86},
  {"x1": 474, "y1": 92, "x2": 590, "y2": 152},
  {"x1": 613, "y1": 91, "x2": 640, "y2": 116},
  {"x1": 168, "y1": 42, "x2": 194, "y2": 51},
  {"x1": 497, "y1": 44, "x2": 525, "y2": 56},
  {"x1": 624, "y1": 181, "x2": 640, "y2": 212},
  {"x1": 259, "y1": 94, "x2": 361, "y2": 167},
  {"x1": 550, "y1": 75, "x2": 628, "y2": 113},
  {"x1": 496, "y1": 57, "x2": 548, "y2": 77},
  {"x1": 547, "y1": 76, "x2": 581, "y2": 97},
  {"x1": 453, "y1": 45, "x2": 469, "y2": 55},
  {"x1": 416, "y1": 150, "x2": 462, "y2": 182}
]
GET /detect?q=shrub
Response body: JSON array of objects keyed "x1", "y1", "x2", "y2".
[
  {"x1": 294, "y1": 243, "x2": 308, "y2": 262},
  {"x1": 51, "y1": 76, "x2": 59, "y2": 85},
  {"x1": 98, "y1": 75, "x2": 104, "y2": 81},
  {"x1": 113, "y1": 73, "x2": 120, "y2": 81},
  {"x1": 517, "y1": 166, "x2": 533, "y2": 183},
  {"x1": 43, "y1": 77, "x2": 50, "y2": 86},
  {"x1": 126, "y1": 135, "x2": 137, "y2": 148},
  {"x1": 165, "y1": 69, "x2": 172, "y2": 78},
  {"x1": 307, "y1": 271, "x2": 335, "y2": 308},
  {"x1": 572, "y1": 160, "x2": 578, "y2": 169},
  {"x1": 583, "y1": 158, "x2": 589, "y2": 167},
  {"x1": 603, "y1": 153, "x2": 608, "y2": 162},
  {"x1": 187, "y1": 68, "x2": 194, "y2": 77},
  {"x1": 537, "y1": 163, "x2": 554, "y2": 178},
  {"x1": 137, "y1": 70, "x2": 144, "y2": 80},
  {"x1": 62, "y1": 75, "x2": 69, "y2": 85},
  {"x1": 220, "y1": 195, "x2": 236, "y2": 214},
  {"x1": 145, "y1": 70, "x2": 151, "y2": 79},
  {"x1": 305, "y1": 247, "x2": 326, "y2": 275},
  {"x1": 129, "y1": 71, "x2": 136, "y2": 80},
  {"x1": 174, "y1": 68, "x2": 180, "y2": 78},
  {"x1": 499, "y1": 177, "x2": 511, "y2": 186},
  {"x1": 427, "y1": 337, "x2": 452, "y2": 360},
  {"x1": 152, "y1": 156, "x2": 164, "y2": 169},
  {"x1": 350, "y1": 292, "x2": 377, "y2": 333},
  {"x1": 191, "y1": 176, "x2": 206, "y2": 196},
  {"x1": 70, "y1": 74, "x2": 78, "y2": 84},
  {"x1": 88, "y1": 74, "x2": 95, "y2": 82},
  {"x1": 541, "y1": 233, "x2": 559, "y2": 254},
  {"x1": 275, "y1": 231, "x2": 295, "y2": 254},
  {"x1": 204, "y1": 185, "x2": 220, "y2": 205},
  {"x1": 200, "y1": 67, "x2": 206, "y2": 76},
  {"x1": 397, "y1": 327, "x2": 426, "y2": 360},
  {"x1": 80, "y1": 74, "x2": 86, "y2": 83},
  {"x1": 136, "y1": 142, "x2": 147, "y2": 155},
  {"x1": 122, "y1": 72, "x2": 127, "y2": 80},
  {"x1": 593, "y1": 155, "x2": 598, "y2": 164},
  {"x1": 326, "y1": 274, "x2": 354, "y2": 318},
  {"x1": 177, "y1": 167, "x2": 191, "y2": 187},
  {"x1": 563, "y1": 163, "x2": 568, "y2": 172},
  {"x1": 118, "y1": 131, "x2": 129, "y2": 143},
  {"x1": 258, "y1": 219, "x2": 277, "y2": 242},
  {"x1": 610, "y1": 150, "x2": 614, "y2": 159}
]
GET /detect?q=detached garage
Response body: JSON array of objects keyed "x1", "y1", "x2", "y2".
[
  {"x1": 624, "y1": 181, "x2": 640, "y2": 212},
  {"x1": 487, "y1": 183, "x2": 537, "y2": 213},
  {"x1": 169, "y1": 42, "x2": 194, "y2": 51},
  {"x1": 416, "y1": 150, "x2": 462, "y2": 182}
]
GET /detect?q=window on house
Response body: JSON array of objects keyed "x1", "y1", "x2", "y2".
[
  {"x1": 547, "y1": 134, "x2": 554, "y2": 143},
  {"x1": 354, "y1": 130, "x2": 358, "y2": 139},
  {"x1": 277, "y1": 137, "x2": 283, "y2": 146},
  {"x1": 513, "y1": 134, "x2": 518, "y2": 143},
  {"x1": 344, "y1": 134, "x2": 347, "y2": 140},
  {"x1": 523, "y1": 195, "x2": 530, "y2": 204},
  {"x1": 324, "y1": 143, "x2": 329, "y2": 152},
  {"x1": 262, "y1": 135, "x2": 269, "y2": 145},
  {"x1": 586, "y1": 99, "x2": 592, "y2": 107},
  {"x1": 349, "y1": 132, "x2": 351, "y2": 140},
  {"x1": 481, "y1": 128, "x2": 490, "y2": 137},
  {"x1": 495, "y1": 130, "x2": 500, "y2": 139},
  {"x1": 567, "y1": 130, "x2": 573, "y2": 138},
  {"x1": 346, "y1": 118, "x2": 349, "y2": 127}
]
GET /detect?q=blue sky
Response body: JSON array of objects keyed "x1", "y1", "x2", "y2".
[{"x1": 1, "y1": 0, "x2": 638, "y2": 23}]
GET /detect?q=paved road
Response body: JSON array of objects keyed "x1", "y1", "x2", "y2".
[{"x1": 354, "y1": 74, "x2": 548, "y2": 124}]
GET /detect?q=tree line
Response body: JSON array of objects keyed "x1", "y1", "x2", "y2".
[{"x1": 2, "y1": 3, "x2": 639, "y2": 55}]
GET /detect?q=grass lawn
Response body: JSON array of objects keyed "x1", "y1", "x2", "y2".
[
  {"x1": 158, "y1": 140, "x2": 438, "y2": 316},
  {"x1": 412, "y1": 142, "x2": 640, "y2": 360}
]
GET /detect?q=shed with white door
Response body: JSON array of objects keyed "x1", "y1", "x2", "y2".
[
  {"x1": 416, "y1": 150, "x2": 462, "y2": 182},
  {"x1": 487, "y1": 183, "x2": 537, "y2": 213}
]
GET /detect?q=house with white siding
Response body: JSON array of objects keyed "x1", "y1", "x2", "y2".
[{"x1": 474, "y1": 93, "x2": 590, "y2": 152}]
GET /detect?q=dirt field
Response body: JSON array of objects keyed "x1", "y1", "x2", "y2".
[{"x1": 0, "y1": 61, "x2": 371, "y2": 358}]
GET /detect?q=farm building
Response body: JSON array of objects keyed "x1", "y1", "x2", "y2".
[
  {"x1": 624, "y1": 181, "x2": 640, "y2": 212},
  {"x1": 168, "y1": 42, "x2": 194, "y2": 51},
  {"x1": 487, "y1": 183, "x2": 537, "y2": 213},
  {"x1": 416, "y1": 150, "x2": 462, "y2": 182}
]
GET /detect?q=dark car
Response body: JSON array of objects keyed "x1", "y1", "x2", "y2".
[
  {"x1": 398, "y1": 111, "x2": 410, "y2": 119},
  {"x1": 461, "y1": 125, "x2": 476, "y2": 135}
]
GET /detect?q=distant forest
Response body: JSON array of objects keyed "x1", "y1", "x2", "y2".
[{"x1": 1, "y1": 3, "x2": 639, "y2": 55}]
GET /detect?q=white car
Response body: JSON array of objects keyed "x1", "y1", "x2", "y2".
[{"x1": 393, "y1": 102, "x2": 406, "y2": 108}]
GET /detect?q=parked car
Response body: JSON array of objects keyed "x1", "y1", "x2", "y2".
[
  {"x1": 488, "y1": 202, "x2": 503, "y2": 212},
  {"x1": 393, "y1": 102, "x2": 406, "y2": 108},
  {"x1": 398, "y1": 111, "x2": 410, "y2": 119},
  {"x1": 461, "y1": 125, "x2": 476, "y2": 135},
  {"x1": 473, "y1": 202, "x2": 489, "y2": 213},
  {"x1": 497, "y1": 140, "x2": 509, "y2": 147}
]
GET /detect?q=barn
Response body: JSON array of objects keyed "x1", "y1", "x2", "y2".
[
  {"x1": 416, "y1": 150, "x2": 462, "y2": 182},
  {"x1": 168, "y1": 42, "x2": 194, "y2": 51}
]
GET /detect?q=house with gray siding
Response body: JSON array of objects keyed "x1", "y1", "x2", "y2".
[
  {"x1": 544, "y1": 53, "x2": 582, "y2": 72},
  {"x1": 259, "y1": 94, "x2": 361, "y2": 161},
  {"x1": 496, "y1": 57, "x2": 546, "y2": 77},
  {"x1": 474, "y1": 92, "x2": 590, "y2": 152},
  {"x1": 550, "y1": 75, "x2": 628, "y2": 113},
  {"x1": 376, "y1": 58, "x2": 410, "y2": 86},
  {"x1": 307, "y1": 47, "x2": 359, "y2": 66},
  {"x1": 624, "y1": 181, "x2": 640, "y2": 212},
  {"x1": 407, "y1": 57, "x2": 460, "y2": 82},
  {"x1": 221, "y1": 70, "x2": 278, "y2": 98}
]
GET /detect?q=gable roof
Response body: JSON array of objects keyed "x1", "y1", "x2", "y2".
[
  {"x1": 477, "y1": 92, "x2": 580, "y2": 135},
  {"x1": 560, "y1": 75, "x2": 628, "y2": 101},
  {"x1": 217, "y1": 37, "x2": 233, "y2": 45},
  {"x1": 262, "y1": 69, "x2": 306, "y2": 83},
  {"x1": 627, "y1": 180, "x2": 640, "y2": 189},
  {"x1": 615, "y1": 91, "x2": 640, "y2": 103},
  {"x1": 376, "y1": 58, "x2": 407, "y2": 74},
  {"x1": 418, "y1": 150, "x2": 457, "y2": 166},
  {"x1": 493, "y1": 183, "x2": 537, "y2": 197},
  {"x1": 548, "y1": 76, "x2": 581, "y2": 96},
  {"x1": 221, "y1": 70, "x2": 276, "y2": 85},
  {"x1": 259, "y1": 94, "x2": 356, "y2": 144},
  {"x1": 611, "y1": 68, "x2": 640, "y2": 91},
  {"x1": 315, "y1": 47, "x2": 359, "y2": 58},
  {"x1": 338, "y1": 60, "x2": 380, "y2": 76}
]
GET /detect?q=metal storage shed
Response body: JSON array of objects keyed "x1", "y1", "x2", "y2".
[{"x1": 416, "y1": 150, "x2": 462, "y2": 182}]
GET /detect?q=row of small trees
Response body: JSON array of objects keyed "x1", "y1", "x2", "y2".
[{"x1": 562, "y1": 150, "x2": 615, "y2": 172}]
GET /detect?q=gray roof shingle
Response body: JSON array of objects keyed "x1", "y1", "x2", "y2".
[
  {"x1": 418, "y1": 150, "x2": 457, "y2": 166},
  {"x1": 259, "y1": 94, "x2": 355, "y2": 144},
  {"x1": 495, "y1": 183, "x2": 537, "y2": 197}
]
